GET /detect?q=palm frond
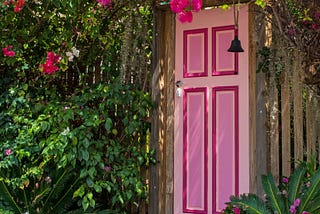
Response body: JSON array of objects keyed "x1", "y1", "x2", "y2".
[
  {"x1": 306, "y1": 194, "x2": 320, "y2": 213},
  {"x1": 288, "y1": 162, "x2": 307, "y2": 203},
  {"x1": 42, "y1": 167, "x2": 79, "y2": 213},
  {"x1": 298, "y1": 169, "x2": 320, "y2": 213},
  {"x1": 229, "y1": 193, "x2": 271, "y2": 214},
  {"x1": 0, "y1": 179, "x2": 23, "y2": 214},
  {"x1": 261, "y1": 174, "x2": 286, "y2": 214},
  {"x1": 31, "y1": 187, "x2": 51, "y2": 207},
  {"x1": 50, "y1": 176, "x2": 80, "y2": 213}
]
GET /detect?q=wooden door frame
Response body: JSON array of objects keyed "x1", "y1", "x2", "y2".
[{"x1": 150, "y1": 2, "x2": 259, "y2": 213}]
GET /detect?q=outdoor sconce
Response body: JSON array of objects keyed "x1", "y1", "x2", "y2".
[{"x1": 228, "y1": 0, "x2": 244, "y2": 53}]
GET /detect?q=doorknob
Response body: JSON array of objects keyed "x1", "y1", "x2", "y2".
[{"x1": 176, "y1": 80, "x2": 183, "y2": 97}]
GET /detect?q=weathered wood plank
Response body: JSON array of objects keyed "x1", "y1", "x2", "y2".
[
  {"x1": 164, "y1": 11, "x2": 175, "y2": 214},
  {"x1": 306, "y1": 88, "x2": 316, "y2": 163},
  {"x1": 269, "y1": 52, "x2": 279, "y2": 181},
  {"x1": 149, "y1": 5, "x2": 163, "y2": 214},
  {"x1": 293, "y1": 50, "x2": 303, "y2": 164},
  {"x1": 281, "y1": 49, "x2": 291, "y2": 177},
  {"x1": 249, "y1": 3, "x2": 259, "y2": 194}
]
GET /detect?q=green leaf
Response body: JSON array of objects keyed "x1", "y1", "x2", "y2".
[
  {"x1": 229, "y1": 193, "x2": 271, "y2": 214},
  {"x1": 0, "y1": 180, "x2": 23, "y2": 214},
  {"x1": 105, "y1": 118, "x2": 113, "y2": 131},
  {"x1": 288, "y1": 163, "x2": 307, "y2": 203},
  {"x1": 298, "y1": 169, "x2": 320, "y2": 212},
  {"x1": 261, "y1": 174, "x2": 286, "y2": 214}
]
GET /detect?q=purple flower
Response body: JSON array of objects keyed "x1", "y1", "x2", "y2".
[
  {"x1": 233, "y1": 207, "x2": 241, "y2": 214},
  {"x1": 290, "y1": 205, "x2": 296, "y2": 214},
  {"x1": 294, "y1": 198, "x2": 300, "y2": 207},
  {"x1": 312, "y1": 23, "x2": 318, "y2": 30},
  {"x1": 289, "y1": 27, "x2": 295, "y2": 37},
  {"x1": 97, "y1": 0, "x2": 111, "y2": 6},
  {"x1": 104, "y1": 165, "x2": 111, "y2": 173},
  {"x1": 5, "y1": 149, "x2": 11, "y2": 156},
  {"x1": 282, "y1": 177, "x2": 289, "y2": 183},
  {"x1": 302, "y1": 211, "x2": 309, "y2": 214}
]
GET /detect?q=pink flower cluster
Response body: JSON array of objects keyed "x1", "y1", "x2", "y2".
[
  {"x1": 170, "y1": 0, "x2": 202, "y2": 23},
  {"x1": 233, "y1": 207, "x2": 241, "y2": 214},
  {"x1": 3, "y1": 0, "x2": 25, "y2": 12},
  {"x1": 289, "y1": 198, "x2": 308, "y2": 214},
  {"x1": 2, "y1": 45, "x2": 15, "y2": 57},
  {"x1": 40, "y1": 52, "x2": 61, "y2": 75},
  {"x1": 97, "y1": 0, "x2": 111, "y2": 7},
  {"x1": 5, "y1": 149, "x2": 11, "y2": 156}
]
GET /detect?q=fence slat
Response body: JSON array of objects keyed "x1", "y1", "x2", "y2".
[
  {"x1": 293, "y1": 50, "x2": 303, "y2": 164},
  {"x1": 306, "y1": 88, "x2": 316, "y2": 162},
  {"x1": 281, "y1": 50, "x2": 291, "y2": 177}
]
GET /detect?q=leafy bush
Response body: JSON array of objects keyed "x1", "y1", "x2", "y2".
[
  {"x1": 0, "y1": 0, "x2": 154, "y2": 213},
  {"x1": 0, "y1": 80, "x2": 154, "y2": 213},
  {"x1": 223, "y1": 161, "x2": 320, "y2": 214}
]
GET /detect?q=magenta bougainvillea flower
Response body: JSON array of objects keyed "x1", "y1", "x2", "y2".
[
  {"x1": 177, "y1": 10, "x2": 193, "y2": 23},
  {"x1": 169, "y1": 0, "x2": 202, "y2": 23},
  {"x1": 14, "y1": 0, "x2": 25, "y2": 12},
  {"x1": 40, "y1": 52, "x2": 61, "y2": 75},
  {"x1": 2, "y1": 45, "x2": 15, "y2": 57},
  {"x1": 3, "y1": 0, "x2": 24, "y2": 12},
  {"x1": 97, "y1": 0, "x2": 111, "y2": 6},
  {"x1": 233, "y1": 207, "x2": 241, "y2": 214},
  {"x1": 104, "y1": 165, "x2": 111, "y2": 172},
  {"x1": 5, "y1": 149, "x2": 11, "y2": 156},
  {"x1": 170, "y1": 0, "x2": 188, "y2": 13},
  {"x1": 192, "y1": 0, "x2": 202, "y2": 12}
]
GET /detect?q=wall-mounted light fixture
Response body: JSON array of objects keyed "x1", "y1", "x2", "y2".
[{"x1": 228, "y1": 0, "x2": 244, "y2": 53}]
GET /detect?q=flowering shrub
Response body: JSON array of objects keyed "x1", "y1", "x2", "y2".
[
  {"x1": 0, "y1": 0, "x2": 153, "y2": 213},
  {"x1": 169, "y1": 0, "x2": 202, "y2": 23},
  {"x1": 223, "y1": 161, "x2": 320, "y2": 214}
]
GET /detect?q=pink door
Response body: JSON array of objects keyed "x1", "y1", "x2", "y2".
[{"x1": 174, "y1": 6, "x2": 250, "y2": 214}]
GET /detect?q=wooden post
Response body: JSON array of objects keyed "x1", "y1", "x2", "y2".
[
  {"x1": 150, "y1": 6, "x2": 175, "y2": 214},
  {"x1": 249, "y1": 3, "x2": 258, "y2": 194}
]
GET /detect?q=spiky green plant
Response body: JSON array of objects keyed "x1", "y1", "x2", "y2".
[
  {"x1": 224, "y1": 161, "x2": 320, "y2": 214},
  {"x1": 0, "y1": 167, "x2": 81, "y2": 214}
]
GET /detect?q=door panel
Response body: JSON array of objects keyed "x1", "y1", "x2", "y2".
[
  {"x1": 183, "y1": 88, "x2": 208, "y2": 213},
  {"x1": 212, "y1": 87, "x2": 239, "y2": 212},
  {"x1": 174, "y1": 6, "x2": 249, "y2": 214}
]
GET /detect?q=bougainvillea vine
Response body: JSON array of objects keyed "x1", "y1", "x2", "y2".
[{"x1": 170, "y1": 0, "x2": 202, "y2": 23}]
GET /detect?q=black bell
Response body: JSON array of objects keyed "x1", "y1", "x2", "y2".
[{"x1": 228, "y1": 35, "x2": 244, "y2": 52}]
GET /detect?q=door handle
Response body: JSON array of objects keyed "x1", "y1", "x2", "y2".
[{"x1": 176, "y1": 80, "x2": 183, "y2": 97}]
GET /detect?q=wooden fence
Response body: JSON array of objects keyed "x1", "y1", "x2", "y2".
[{"x1": 259, "y1": 42, "x2": 320, "y2": 184}]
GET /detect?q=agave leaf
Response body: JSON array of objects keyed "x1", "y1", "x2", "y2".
[
  {"x1": 261, "y1": 174, "x2": 285, "y2": 214},
  {"x1": 288, "y1": 163, "x2": 307, "y2": 203},
  {"x1": 298, "y1": 169, "x2": 320, "y2": 213},
  {"x1": 229, "y1": 193, "x2": 271, "y2": 214},
  {"x1": 0, "y1": 179, "x2": 22, "y2": 214}
]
